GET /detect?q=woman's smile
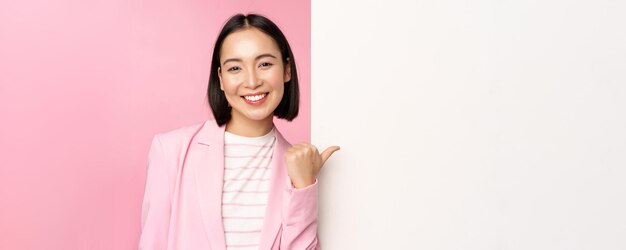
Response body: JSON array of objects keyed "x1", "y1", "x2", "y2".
[{"x1": 241, "y1": 92, "x2": 269, "y2": 106}]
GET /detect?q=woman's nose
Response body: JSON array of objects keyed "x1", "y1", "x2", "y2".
[{"x1": 245, "y1": 70, "x2": 262, "y2": 89}]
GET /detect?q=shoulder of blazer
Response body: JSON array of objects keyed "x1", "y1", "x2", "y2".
[{"x1": 152, "y1": 119, "x2": 214, "y2": 162}]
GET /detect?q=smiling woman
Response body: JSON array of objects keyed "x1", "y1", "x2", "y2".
[
  {"x1": 138, "y1": 13, "x2": 339, "y2": 250},
  {"x1": 208, "y1": 14, "x2": 300, "y2": 135},
  {"x1": 216, "y1": 26, "x2": 292, "y2": 136}
]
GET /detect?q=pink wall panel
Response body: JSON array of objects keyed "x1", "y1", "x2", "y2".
[{"x1": 0, "y1": 0, "x2": 309, "y2": 249}]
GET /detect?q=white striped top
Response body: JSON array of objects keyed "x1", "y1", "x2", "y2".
[{"x1": 222, "y1": 127, "x2": 276, "y2": 250}]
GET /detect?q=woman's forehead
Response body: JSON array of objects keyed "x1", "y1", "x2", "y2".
[{"x1": 220, "y1": 28, "x2": 281, "y2": 62}]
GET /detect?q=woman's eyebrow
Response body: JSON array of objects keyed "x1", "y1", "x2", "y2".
[{"x1": 222, "y1": 53, "x2": 277, "y2": 65}]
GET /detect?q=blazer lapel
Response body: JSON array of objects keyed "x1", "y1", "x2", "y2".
[
  {"x1": 190, "y1": 120, "x2": 226, "y2": 249},
  {"x1": 259, "y1": 128, "x2": 290, "y2": 249},
  {"x1": 189, "y1": 120, "x2": 291, "y2": 250}
]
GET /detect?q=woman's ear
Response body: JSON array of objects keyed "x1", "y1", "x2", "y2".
[
  {"x1": 284, "y1": 58, "x2": 291, "y2": 83},
  {"x1": 218, "y1": 67, "x2": 224, "y2": 90}
]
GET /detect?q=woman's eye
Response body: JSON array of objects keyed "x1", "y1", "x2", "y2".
[
  {"x1": 227, "y1": 66, "x2": 241, "y2": 72},
  {"x1": 259, "y1": 62, "x2": 273, "y2": 68}
]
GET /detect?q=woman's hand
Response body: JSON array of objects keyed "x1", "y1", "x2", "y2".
[{"x1": 285, "y1": 143, "x2": 340, "y2": 189}]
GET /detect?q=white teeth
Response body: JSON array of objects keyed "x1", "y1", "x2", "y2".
[{"x1": 244, "y1": 93, "x2": 267, "y2": 101}]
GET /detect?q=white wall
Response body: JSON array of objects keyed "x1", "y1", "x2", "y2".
[{"x1": 312, "y1": 1, "x2": 626, "y2": 249}]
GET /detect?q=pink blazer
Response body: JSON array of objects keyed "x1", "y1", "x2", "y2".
[{"x1": 138, "y1": 119, "x2": 320, "y2": 250}]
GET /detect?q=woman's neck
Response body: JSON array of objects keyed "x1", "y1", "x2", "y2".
[{"x1": 225, "y1": 112, "x2": 274, "y2": 137}]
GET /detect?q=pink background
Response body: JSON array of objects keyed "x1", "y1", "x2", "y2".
[{"x1": 0, "y1": 0, "x2": 310, "y2": 249}]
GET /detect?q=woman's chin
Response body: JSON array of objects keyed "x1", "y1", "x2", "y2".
[
  {"x1": 242, "y1": 112, "x2": 273, "y2": 122},
  {"x1": 231, "y1": 104, "x2": 276, "y2": 122}
]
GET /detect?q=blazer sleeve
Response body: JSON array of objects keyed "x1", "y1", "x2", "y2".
[
  {"x1": 138, "y1": 135, "x2": 172, "y2": 250},
  {"x1": 280, "y1": 176, "x2": 321, "y2": 250}
]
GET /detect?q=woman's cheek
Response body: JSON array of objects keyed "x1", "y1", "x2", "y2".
[
  {"x1": 222, "y1": 78, "x2": 239, "y2": 93},
  {"x1": 264, "y1": 68, "x2": 283, "y2": 83}
]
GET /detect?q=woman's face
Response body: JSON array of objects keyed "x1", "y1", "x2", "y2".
[{"x1": 218, "y1": 27, "x2": 291, "y2": 124}]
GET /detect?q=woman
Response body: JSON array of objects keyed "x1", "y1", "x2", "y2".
[{"x1": 138, "y1": 13, "x2": 339, "y2": 250}]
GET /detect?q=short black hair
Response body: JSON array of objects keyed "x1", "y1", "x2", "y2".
[{"x1": 207, "y1": 13, "x2": 300, "y2": 127}]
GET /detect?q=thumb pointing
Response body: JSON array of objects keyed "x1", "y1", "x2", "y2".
[{"x1": 320, "y1": 146, "x2": 341, "y2": 165}]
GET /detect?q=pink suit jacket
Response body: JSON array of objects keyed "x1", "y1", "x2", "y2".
[{"x1": 138, "y1": 119, "x2": 320, "y2": 250}]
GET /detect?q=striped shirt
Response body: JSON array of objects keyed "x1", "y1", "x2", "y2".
[{"x1": 222, "y1": 127, "x2": 276, "y2": 250}]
